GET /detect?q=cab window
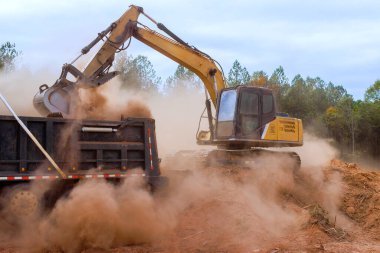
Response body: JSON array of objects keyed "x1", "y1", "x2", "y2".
[
  {"x1": 240, "y1": 92, "x2": 259, "y2": 115},
  {"x1": 263, "y1": 94, "x2": 273, "y2": 114},
  {"x1": 218, "y1": 90, "x2": 237, "y2": 121},
  {"x1": 239, "y1": 91, "x2": 259, "y2": 136},
  {"x1": 216, "y1": 90, "x2": 237, "y2": 137}
]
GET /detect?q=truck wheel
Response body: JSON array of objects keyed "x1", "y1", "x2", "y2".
[{"x1": 5, "y1": 185, "x2": 40, "y2": 218}]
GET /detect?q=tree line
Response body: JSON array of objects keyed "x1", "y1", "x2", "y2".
[
  {"x1": 0, "y1": 42, "x2": 19, "y2": 72},
  {"x1": 115, "y1": 55, "x2": 380, "y2": 159},
  {"x1": 226, "y1": 60, "x2": 380, "y2": 159},
  {"x1": 2, "y1": 42, "x2": 379, "y2": 159}
]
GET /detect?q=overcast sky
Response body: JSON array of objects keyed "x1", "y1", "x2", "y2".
[{"x1": 1, "y1": 0, "x2": 379, "y2": 99}]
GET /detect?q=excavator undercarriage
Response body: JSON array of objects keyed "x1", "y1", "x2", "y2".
[{"x1": 206, "y1": 148, "x2": 301, "y2": 170}]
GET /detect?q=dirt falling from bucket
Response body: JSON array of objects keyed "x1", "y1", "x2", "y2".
[{"x1": 72, "y1": 82, "x2": 152, "y2": 120}]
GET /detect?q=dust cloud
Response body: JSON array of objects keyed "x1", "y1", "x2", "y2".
[
  {"x1": 283, "y1": 134, "x2": 351, "y2": 230},
  {"x1": 0, "y1": 67, "x2": 208, "y2": 155},
  {"x1": 148, "y1": 89, "x2": 210, "y2": 156},
  {"x1": 0, "y1": 72, "x2": 350, "y2": 252},
  {"x1": 0, "y1": 134, "x2": 347, "y2": 252},
  {"x1": 73, "y1": 79, "x2": 210, "y2": 156},
  {"x1": 0, "y1": 67, "x2": 53, "y2": 116},
  {"x1": 14, "y1": 177, "x2": 174, "y2": 252},
  {"x1": 74, "y1": 83, "x2": 152, "y2": 120},
  {"x1": 157, "y1": 133, "x2": 349, "y2": 251},
  {"x1": 0, "y1": 157, "x2": 298, "y2": 252}
]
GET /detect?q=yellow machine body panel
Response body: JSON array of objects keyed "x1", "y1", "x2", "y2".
[{"x1": 261, "y1": 117, "x2": 303, "y2": 144}]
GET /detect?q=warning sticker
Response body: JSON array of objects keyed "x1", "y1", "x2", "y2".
[{"x1": 279, "y1": 120, "x2": 296, "y2": 133}]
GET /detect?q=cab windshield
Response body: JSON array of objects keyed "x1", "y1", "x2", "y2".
[
  {"x1": 218, "y1": 90, "x2": 237, "y2": 121},
  {"x1": 216, "y1": 90, "x2": 237, "y2": 137}
]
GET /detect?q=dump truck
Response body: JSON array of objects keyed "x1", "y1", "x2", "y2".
[{"x1": 0, "y1": 114, "x2": 165, "y2": 216}]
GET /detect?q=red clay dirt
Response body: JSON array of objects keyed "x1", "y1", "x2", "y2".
[
  {"x1": 89, "y1": 158, "x2": 380, "y2": 252},
  {"x1": 0, "y1": 157, "x2": 379, "y2": 253}
]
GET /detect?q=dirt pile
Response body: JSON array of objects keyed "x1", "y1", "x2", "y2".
[
  {"x1": 149, "y1": 157, "x2": 379, "y2": 253},
  {"x1": 331, "y1": 159, "x2": 380, "y2": 240},
  {"x1": 261, "y1": 159, "x2": 380, "y2": 253}
]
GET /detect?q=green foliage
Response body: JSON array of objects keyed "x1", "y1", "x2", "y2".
[
  {"x1": 250, "y1": 71, "x2": 268, "y2": 87},
  {"x1": 165, "y1": 65, "x2": 202, "y2": 92},
  {"x1": 115, "y1": 53, "x2": 161, "y2": 92},
  {"x1": 324, "y1": 97, "x2": 357, "y2": 145},
  {"x1": 354, "y1": 81, "x2": 380, "y2": 156},
  {"x1": 267, "y1": 66, "x2": 290, "y2": 111},
  {"x1": 0, "y1": 42, "x2": 20, "y2": 71},
  {"x1": 325, "y1": 82, "x2": 348, "y2": 106},
  {"x1": 323, "y1": 85, "x2": 380, "y2": 157},
  {"x1": 227, "y1": 60, "x2": 250, "y2": 87},
  {"x1": 269, "y1": 66, "x2": 289, "y2": 87},
  {"x1": 365, "y1": 80, "x2": 380, "y2": 102},
  {"x1": 278, "y1": 74, "x2": 349, "y2": 126},
  {"x1": 281, "y1": 75, "x2": 312, "y2": 120}
]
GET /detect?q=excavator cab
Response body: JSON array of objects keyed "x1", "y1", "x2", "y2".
[
  {"x1": 198, "y1": 85, "x2": 303, "y2": 168},
  {"x1": 197, "y1": 85, "x2": 303, "y2": 149},
  {"x1": 216, "y1": 86, "x2": 275, "y2": 141}
]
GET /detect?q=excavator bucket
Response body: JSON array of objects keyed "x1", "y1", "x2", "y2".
[{"x1": 33, "y1": 83, "x2": 75, "y2": 117}]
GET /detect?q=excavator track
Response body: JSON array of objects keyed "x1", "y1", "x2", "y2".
[{"x1": 206, "y1": 148, "x2": 301, "y2": 171}]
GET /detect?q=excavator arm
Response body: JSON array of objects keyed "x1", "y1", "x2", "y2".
[
  {"x1": 33, "y1": 5, "x2": 225, "y2": 117},
  {"x1": 81, "y1": 6, "x2": 141, "y2": 83},
  {"x1": 133, "y1": 26, "x2": 225, "y2": 106}
]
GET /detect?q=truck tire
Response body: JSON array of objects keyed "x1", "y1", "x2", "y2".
[{"x1": 3, "y1": 184, "x2": 40, "y2": 219}]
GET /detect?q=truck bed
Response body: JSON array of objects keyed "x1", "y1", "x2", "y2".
[{"x1": 0, "y1": 115, "x2": 162, "y2": 185}]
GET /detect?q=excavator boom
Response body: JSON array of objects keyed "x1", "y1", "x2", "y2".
[
  {"x1": 33, "y1": 5, "x2": 224, "y2": 117},
  {"x1": 133, "y1": 26, "x2": 225, "y2": 106}
]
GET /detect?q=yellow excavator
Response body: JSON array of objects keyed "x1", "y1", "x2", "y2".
[{"x1": 33, "y1": 5, "x2": 303, "y2": 167}]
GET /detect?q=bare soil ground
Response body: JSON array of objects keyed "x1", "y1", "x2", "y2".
[{"x1": 0, "y1": 157, "x2": 379, "y2": 253}]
